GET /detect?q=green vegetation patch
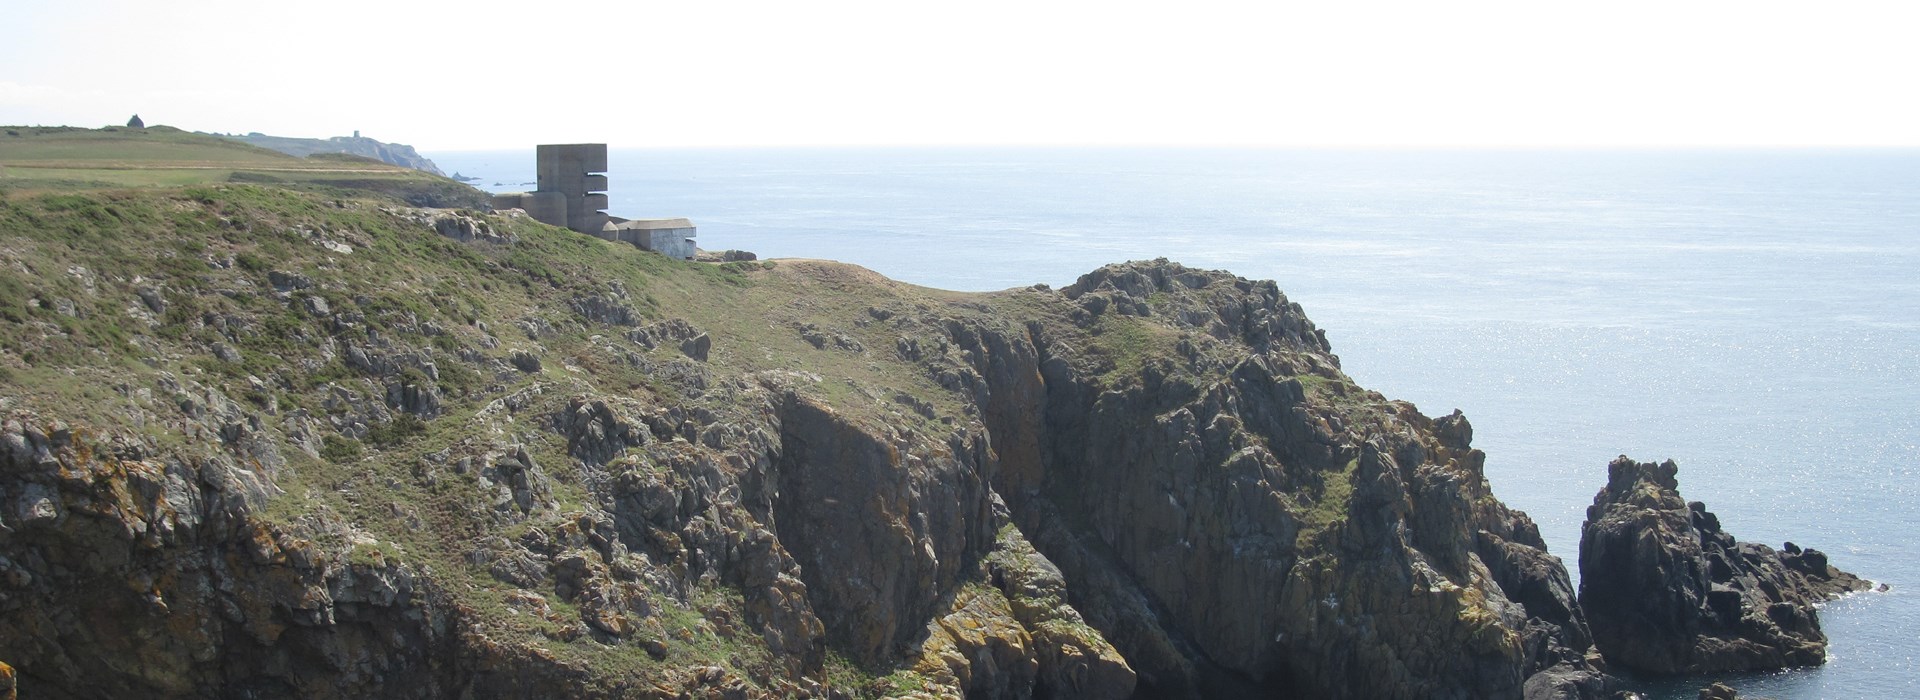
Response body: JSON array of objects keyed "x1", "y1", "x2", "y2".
[{"x1": 1293, "y1": 457, "x2": 1358, "y2": 550}]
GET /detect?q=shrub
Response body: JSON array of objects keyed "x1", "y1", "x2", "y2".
[
  {"x1": 320, "y1": 434, "x2": 363, "y2": 462},
  {"x1": 367, "y1": 413, "x2": 426, "y2": 447}
]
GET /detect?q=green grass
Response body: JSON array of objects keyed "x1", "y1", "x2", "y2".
[
  {"x1": 1294, "y1": 457, "x2": 1358, "y2": 550},
  {"x1": 1, "y1": 125, "x2": 484, "y2": 206},
  {"x1": 0, "y1": 125, "x2": 296, "y2": 164}
]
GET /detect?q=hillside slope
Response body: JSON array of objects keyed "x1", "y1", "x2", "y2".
[{"x1": 0, "y1": 186, "x2": 1610, "y2": 699}]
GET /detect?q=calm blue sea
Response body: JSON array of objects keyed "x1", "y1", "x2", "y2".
[{"x1": 432, "y1": 148, "x2": 1920, "y2": 699}]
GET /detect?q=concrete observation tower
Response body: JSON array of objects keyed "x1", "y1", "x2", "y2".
[{"x1": 490, "y1": 144, "x2": 697, "y2": 260}]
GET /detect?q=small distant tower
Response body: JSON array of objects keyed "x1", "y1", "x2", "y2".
[
  {"x1": 126, "y1": 114, "x2": 144, "y2": 128},
  {"x1": 353, "y1": 130, "x2": 360, "y2": 139}
]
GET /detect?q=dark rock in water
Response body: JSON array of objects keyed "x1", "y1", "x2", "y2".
[
  {"x1": 1522, "y1": 662, "x2": 1619, "y2": 700},
  {"x1": 1700, "y1": 681, "x2": 1734, "y2": 699},
  {"x1": 1578, "y1": 457, "x2": 1872, "y2": 675}
]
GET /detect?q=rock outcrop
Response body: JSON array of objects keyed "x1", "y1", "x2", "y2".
[{"x1": 1578, "y1": 457, "x2": 1871, "y2": 675}]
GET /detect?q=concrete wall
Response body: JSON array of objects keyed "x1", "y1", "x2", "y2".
[
  {"x1": 600, "y1": 224, "x2": 697, "y2": 261},
  {"x1": 646, "y1": 228, "x2": 697, "y2": 261}
]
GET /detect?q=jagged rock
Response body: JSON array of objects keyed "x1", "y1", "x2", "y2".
[
  {"x1": 135, "y1": 286, "x2": 166, "y2": 315},
  {"x1": 267, "y1": 270, "x2": 312, "y2": 292},
  {"x1": 1578, "y1": 457, "x2": 1871, "y2": 675},
  {"x1": 509, "y1": 351, "x2": 542, "y2": 373},
  {"x1": 912, "y1": 584, "x2": 1040, "y2": 699},
  {"x1": 488, "y1": 447, "x2": 555, "y2": 516},
  {"x1": 553, "y1": 397, "x2": 650, "y2": 466},
  {"x1": 797, "y1": 323, "x2": 864, "y2": 352},
  {"x1": 517, "y1": 316, "x2": 559, "y2": 339},
  {"x1": 1064, "y1": 259, "x2": 1334, "y2": 358},
  {"x1": 680, "y1": 333, "x2": 711, "y2": 362},
  {"x1": 571, "y1": 293, "x2": 639, "y2": 326},
  {"x1": 345, "y1": 344, "x2": 439, "y2": 382},
  {"x1": 385, "y1": 381, "x2": 442, "y2": 419},
  {"x1": 433, "y1": 213, "x2": 512, "y2": 244},
  {"x1": 985, "y1": 524, "x2": 1135, "y2": 699},
  {"x1": 627, "y1": 318, "x2": 705, "y2": 350}
]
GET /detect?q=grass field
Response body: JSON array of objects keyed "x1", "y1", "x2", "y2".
[{"x1": 0, "y1": 125, "x2": 487, "y2": 207}]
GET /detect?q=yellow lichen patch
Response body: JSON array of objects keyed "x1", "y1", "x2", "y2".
[
  {"x1": 1452, "y1": 585, "x2": 1522, "y2": 657},
  {"x1": 907, "y1": 584, "x2": 1037, "y2": 699}
]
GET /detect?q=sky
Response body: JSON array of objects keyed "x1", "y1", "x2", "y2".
[{"x1": 3, "y1": 0, "x2": 1917, "y2": 151}]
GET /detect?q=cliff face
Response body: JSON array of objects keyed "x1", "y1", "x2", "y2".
[
  {"x1": 0, "y1": 188, "x2": 1610, "y2": 698},
  {"x1": 1578, "y1": 457, "x2": 1870, "y2": 675}
]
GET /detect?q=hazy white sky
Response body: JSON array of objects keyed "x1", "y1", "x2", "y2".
[{"x1": 3, "y1": 0, "x2": 1917, "y2": 151}]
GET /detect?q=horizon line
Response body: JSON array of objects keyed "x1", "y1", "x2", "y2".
[{"x1": 419, "y1": 142, "x2": 1920, "y2": 153}]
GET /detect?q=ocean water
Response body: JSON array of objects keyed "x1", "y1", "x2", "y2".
[{"x1": 432, "y1": 148, "x2": 1920, "y2": 699}]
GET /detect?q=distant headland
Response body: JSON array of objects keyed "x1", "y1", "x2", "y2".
[{"x1": 214, "y1": 129, "x2": 445, "y2": 176}]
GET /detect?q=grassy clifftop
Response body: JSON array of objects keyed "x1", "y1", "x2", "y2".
[{"x1": 0, "y1": 126, "x2": 484, "y2": 207}]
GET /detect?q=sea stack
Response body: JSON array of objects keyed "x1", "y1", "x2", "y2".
[{"x1": 1577, "y1": 456, "x2": 1871, "y2": 675}]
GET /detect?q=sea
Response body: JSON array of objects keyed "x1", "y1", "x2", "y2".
[{"x1": 430, "y1": 147, "x2": 1920, "y2": 699}]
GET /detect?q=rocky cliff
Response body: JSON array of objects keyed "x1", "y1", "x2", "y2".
[
  {"x1": 1578, "y1": 457, "x2": 1871, "y2": 675},
  {"x1": 0, "y1": 186, "x2": 1618, "y2": 698}
]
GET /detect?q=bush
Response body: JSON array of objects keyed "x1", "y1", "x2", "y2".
[
  {"x1": 367, "y1": 413, "x2": 426, "y2": 447},
  {"x1": 320, "y1": 434, "x2": 363, "y2": 462},
  {"x1": 234, "y1": 252, "x2": 270, "y2": 272}
]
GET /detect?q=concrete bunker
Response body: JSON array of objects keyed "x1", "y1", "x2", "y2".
[{"x1": 490, "y1": 143, "x2": 697, "y2": 260}]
